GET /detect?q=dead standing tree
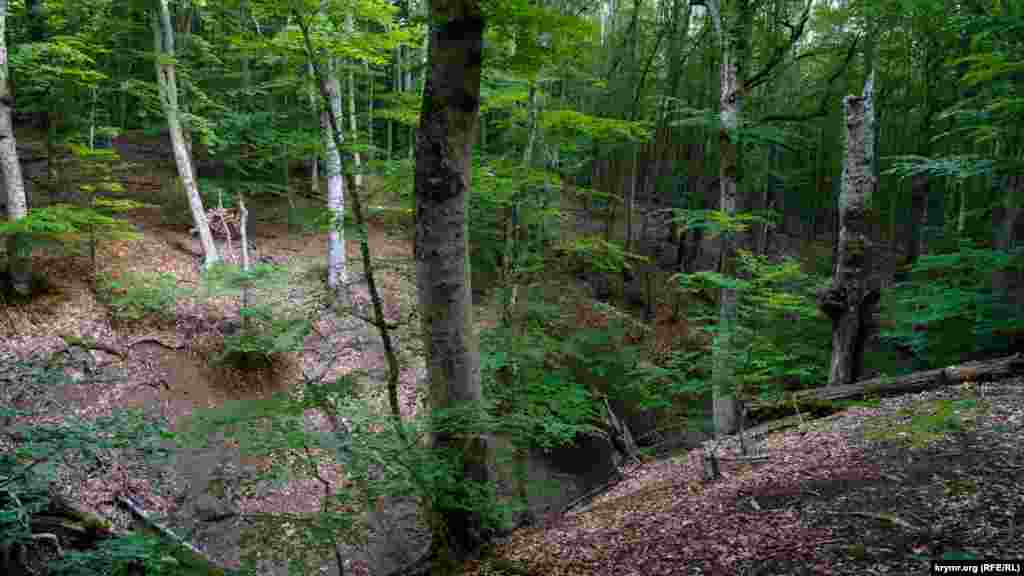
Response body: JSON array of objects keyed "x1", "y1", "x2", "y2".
[{"x1": 820, "y1": 72, "x2": 877, "y2": 386}]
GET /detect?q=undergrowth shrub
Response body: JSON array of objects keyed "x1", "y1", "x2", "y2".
[
  {"x1": 880, "y1": 239, "x2": 1024, "y2": 367},
  {"x1": 649, "y1": 250, "x2": 830, "y2": 409},
  {"x1": 218, "y1": 305, "x2": 311, "y2": 369},
  {"x1": 96, "y1": 270, "x2": 181, "y2": 323},
  {"x1": 200, "y1": 261, "x2": 311, "y2": 370}
]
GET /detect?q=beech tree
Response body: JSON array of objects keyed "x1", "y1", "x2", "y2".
[
  {"x1": 413, "y1": 0, "x2": 490, "y2": 561},
  {"x1": 152, "y1": 0, "x2": 219, "y2": 268},
  {"x1": 322, "y1": 55, "x2": 347, "y2": 293},
  {"x1": 1, "y1": 0, "x2": 30, "y2": 297}
]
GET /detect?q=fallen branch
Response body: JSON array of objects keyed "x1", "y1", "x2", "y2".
[
  {"x1": 58, "y1": 334, "x2": 127, "y2": 359},
  {"x1": 749, "y1": 354, "x2": 1024, "y2": 413},
  {"x1": 562, "y1": 469, "x2": 626, "y2": 515},
  {"x1": 125, "y1": 337, "x2": 184, "y2": 351},
  {"x1": 718, "y1": 455, "x2": 771, "y2": 463},
  {"x1": 57, "y1": 334, "x2": 185, "y2": 361},
  {"x1": 115, "y1": 495, "x2": 233, "y2": 575}
]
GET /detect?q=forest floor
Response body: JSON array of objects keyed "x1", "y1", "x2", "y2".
[
  {"x1": 4, "y1": 131, "x2": 435, "y2": 574},
  {"x1": 464, "y1": 378, "x2": 1024, "y2": 575},
  {"x1": 5, "y1": 133, "x2": 1023, "y2": 575}
]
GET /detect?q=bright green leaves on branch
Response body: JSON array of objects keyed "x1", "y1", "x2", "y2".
[{"x1": 670, "y1": 250, "x2": 830, "y2": 402}]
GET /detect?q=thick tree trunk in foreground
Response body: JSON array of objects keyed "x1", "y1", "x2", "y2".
[
  {"x1": 322, "y1": 59, "x2": 347, "y2": 293},
  {"x1": 414, "y1": 0, "x2": 490, "y2": 563},
  {"x1": 749, "y1": 353, "x2": 1024, "y2": 414},
  {"x1": 152, "y1": 0, "x2": 218, "y2": 268},
  {"x1": 820, "y1": 73, "x2": 876, "y2": 386},
  {"x1": 0, "y1": 0, "x2": 30, "y2": 297}
]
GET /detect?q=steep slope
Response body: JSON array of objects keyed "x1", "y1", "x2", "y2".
[{"x1": 464, "y1": 378, "x2": 1024, "y2": 575}]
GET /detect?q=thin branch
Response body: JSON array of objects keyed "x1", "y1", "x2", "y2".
[
  {"x1": 759, "y1": 35, "x2": 860, "y2": 123},
  {"x1": 743, "y1": 0, "x2": 813, "y2": 92},
  {"x1": 295, "y1": 7, "x2": 406, "y2": 437},
  {"x1": 630, "y1": 21, "x2": 671, "y2": 118}
]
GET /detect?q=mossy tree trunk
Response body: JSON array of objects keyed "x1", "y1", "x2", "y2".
[
  {"x1": 820, "y1": 72, "x2": 877, "y2": 386},
  {"x1": 413, "y1": 0, "x2": 490, "y2": 564}
]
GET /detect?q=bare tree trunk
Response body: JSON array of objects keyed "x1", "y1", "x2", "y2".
[
  {"x1": 152, "y1": 0, "x2": 218, "y2": 268},
  {"x1": 625, "y1": 145, "x2": 637, "y2": 254},
  {"x1": 322, "y1": 59, "x2": 347, "y2": 293},
  {"x1": 308, "y1": 63, "x2": 320, "y2": 196},
  {"x1": 366, "y1": 61, "x2": 374, "y2": 164},
  {"x1": 820, "y1": 72, "x2": 877, "y2": 386},
  {"x1": 906, "y1": 172, "x2": 928, "y2": 265},
  {"x1": 346, "y1": 13, "x2": 363, "y2": 192},
  {"x1": 0, "y1": 0, "x2": 30, "y2": 297},
  {"x1": 240, "y1": 0, "x2": 252, "y2": 109},
  {"x1": 708, "y1": 0, "x2": 749, "y2": 437},
  {"x1": 957, "y1": 182, "x2": 968, "y2": 235},
  {"x1": 414, "y1": 0, "x2": 490, "y2": 562}
]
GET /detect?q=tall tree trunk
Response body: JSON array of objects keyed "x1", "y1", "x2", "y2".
[
  {"x1": 905, "y1": 43, "x2": 937, "y2": 266},
  {"x1": 26, "y1": 0, "x2": 60, "y2": 201},
  {"x1": 323, "y1": 59, "x2": 347, "y2": 293},
  {"x1": 504, "y1": 82, "x2": 538, "y2": 285},
  {"x1": 708, "y1": 0, "x2": 750, "y2": 437},
  {"x1": 906, "y1": 172, "x2": 928, "y2": 264},
  {"x1": 240, "y1": 0, "x2": 252, "y2": 109},
  {"x1": 821, "y1": 73, "x2": 877, "y2": 386},
  {"x1": 308, "y1": 62, "x2": 321, "y2": 196},
  {"x1": 414, "y1": 0, "x2": 489, "y2": 563},
  {"x1": 346, "y1": 13, "x2": 363, "y2": 192},
  {"x1": 366, "y1": 61, "x2": 374, "y2": 164},
  {"x1": 1, "y1": 0, "x2": 30, "y2": 296},
  {"x1": 152, "y1": 0, "x2": 218, "y2": 268}
]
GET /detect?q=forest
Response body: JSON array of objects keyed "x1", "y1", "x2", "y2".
[{"x1": 1, "y1": 0, "x2": 1023, "y2": 574}]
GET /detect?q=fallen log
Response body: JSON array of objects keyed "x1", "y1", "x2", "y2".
[
  {"x1": 115, "y1": 495, "x2": 235, "y2": 576},
  {"x1": 749, "y1": 353, "x2": 1024, "y2": 413}
]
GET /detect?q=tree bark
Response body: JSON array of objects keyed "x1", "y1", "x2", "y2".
[
  {"x1": 748, "y1": 353, "x2": 1024, "y2": 414},
  {"x1": 820, "y1": 72, "x2": 876, "y2": 386},
  {"x1": 906, "y1": 172, "x2": 928, "y2": 265},
  {"x1": 308, "y1": 62, "x2": 321, "y2": 196},
  {"x1": 323, "y1": 58, "x2": 347, "y2": 294},
  {"x1": 346, "y1": 13, "x2": 363, "y2": 192},
  {"x1": 152, "y1": 0, "x2": 218, "y2": 268},
  {"x1": 414, "y1": 0, "x2": 490, "y2": 562},
  {"x1": 1, "y1": 0, "x2": 31, "y2": 296},
  {"x1": 708, "y1": 0, "x2": 750, "y2": 436}
]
